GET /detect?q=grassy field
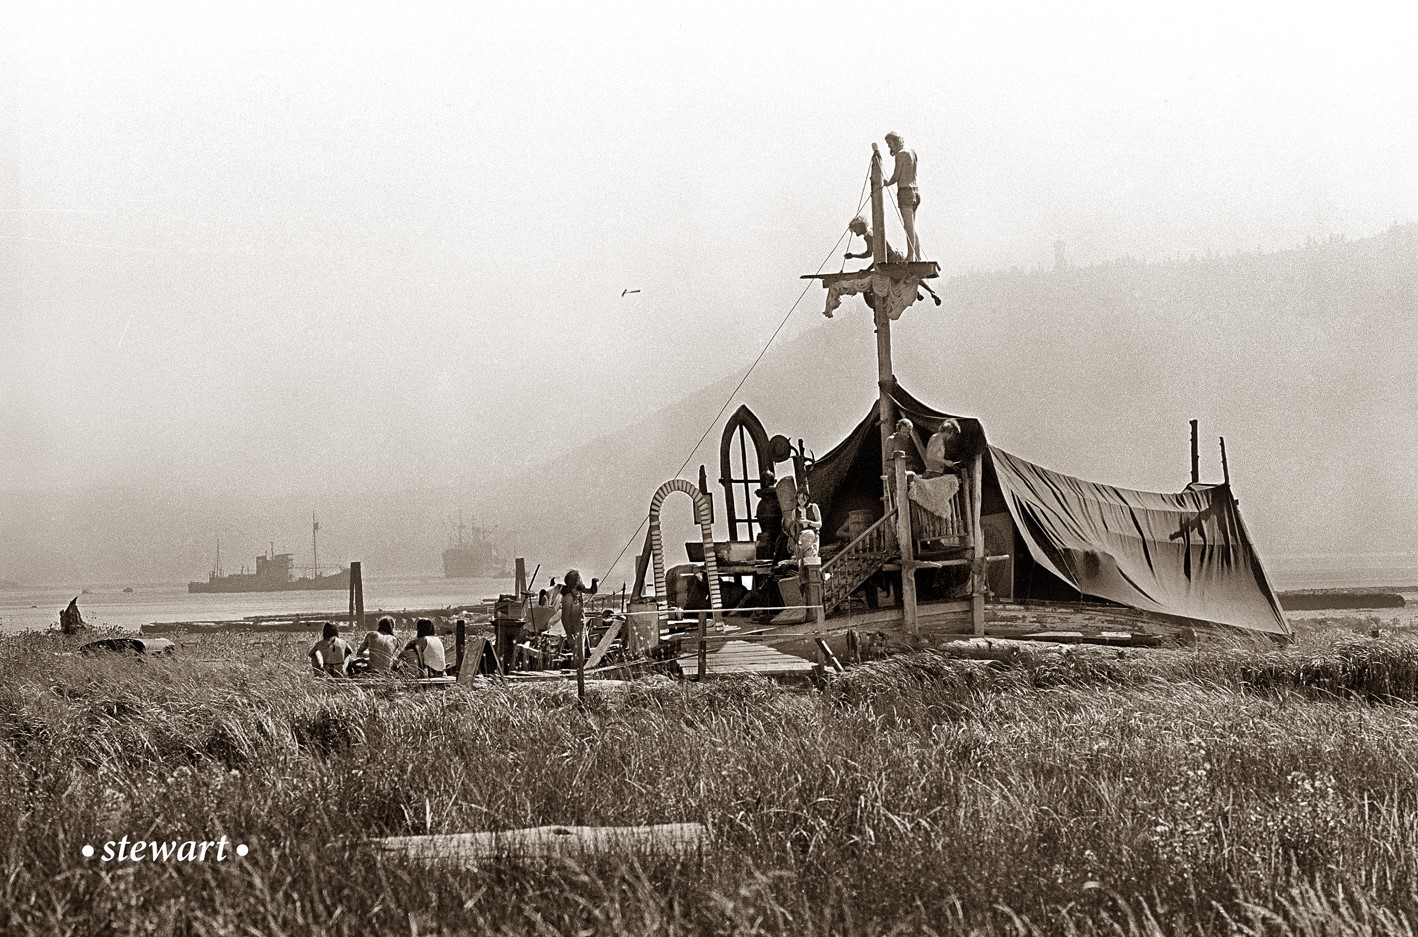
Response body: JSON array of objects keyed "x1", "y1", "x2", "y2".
[{"x1": 4, "y1": 619, "x2": 1418, "y2": 936}]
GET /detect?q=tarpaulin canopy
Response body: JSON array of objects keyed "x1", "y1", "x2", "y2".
[
  {"x1": 806, "y1": 385, "x2": 1290, "y2": 638},
  {"x1": 990, "y1": 446, "x2": 1289, "y2": 637}
]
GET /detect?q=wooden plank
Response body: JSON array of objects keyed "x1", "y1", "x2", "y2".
[
  {"x1": 675, "y1": 640, "x2": 816, "y2": 675},
  {"x1": 969, "y1": 451, "x2": 986, "y2": 636},
  {"x1": 893, "y1": 452, "x2": 918, "y2": 636},
  {"x1": 585, "y1": 619, "x2": 622, "y2": 669},
  {"x1": 372, "y1": 822, "x2": 704, "y2": 867}
]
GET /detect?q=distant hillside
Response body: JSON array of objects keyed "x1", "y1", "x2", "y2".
[
  {"x1": 2, "y1": 226, "x2": 1413, "y2": 586},
  {"x1": 489, "y1": 224, "x2": 1418, "y2": 582}
]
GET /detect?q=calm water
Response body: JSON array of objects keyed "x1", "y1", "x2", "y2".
[
  {"x1": 0, "y1": 575, "x2": 518, "y2": 634},
  {"x1": 2, "y1": 553, "x2": 1415, "y2": 635}
]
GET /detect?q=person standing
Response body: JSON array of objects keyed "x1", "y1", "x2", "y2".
[
  {"x1": 883, "y1": 132, "x2": 921, "y2": 262},
  {"x1": 559, "y1": 569, "x2": 598, "y2": 659}
]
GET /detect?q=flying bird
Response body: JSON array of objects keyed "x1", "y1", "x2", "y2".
[{"x1": 621, "y1": 288, "x2": 640, "y2": 297}]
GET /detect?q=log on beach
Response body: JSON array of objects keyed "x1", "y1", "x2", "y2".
[
  {"x1": 142, "y1": 604, "x2": 495, "y2": 635},
  {"x1": 1280, "y1": 590, "x2": 1406, "y2": 611},
  {"x1": 370, "y1": 822, "x2": 705, "y2": 867}
]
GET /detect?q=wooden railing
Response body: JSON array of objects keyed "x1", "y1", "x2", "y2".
[
  {"x1": 909, "y1": 478, "x2": 969, "y2": 554},
  {"x1": 820, "y1": 513, "x2": 897, "y2": 615}
]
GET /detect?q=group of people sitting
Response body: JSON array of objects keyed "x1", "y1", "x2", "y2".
[{"x1": 308, "y1": 617, "x2": 447, "y2": 678}]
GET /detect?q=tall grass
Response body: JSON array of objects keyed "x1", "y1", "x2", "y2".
[{"x1": 3, "y1": 625, "x2": 1418, "y2": 934}]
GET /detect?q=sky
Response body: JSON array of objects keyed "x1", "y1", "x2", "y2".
[{"x1": 2, "y1": 1, "x2": 1415, "y2": 507}]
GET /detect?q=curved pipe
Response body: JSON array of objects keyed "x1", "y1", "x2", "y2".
[{"x1": 649, "y1": 478, "x2": 724, "y2": 615}]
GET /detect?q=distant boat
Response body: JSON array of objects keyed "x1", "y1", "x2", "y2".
[
  {"x1": 190, "y1": 519, "x2": 350, "y2": 594},
  {"x1": 442, "y1": 514, "x2": 510, "y2": 579},
  {"x1": 122, "y1": 587, "x2": 134, "y2": 593}
]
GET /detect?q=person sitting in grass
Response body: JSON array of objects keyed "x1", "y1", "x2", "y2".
[
  {"x1": 351, "y1": 617, "x2": 399, "y2": 675},
  {"x1": 308, "y1": 622, "x2": 352, "y2": 677},
  {"x1": 401, "y1": 618, "x2": 446, "y2": 677}
]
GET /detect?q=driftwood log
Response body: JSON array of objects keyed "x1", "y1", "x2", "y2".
[
  {"x1": 371, "y1": 822, "x2": 704, "y2": 867},
  {"x1": 59, "y1": 598, "x2": 88, "y2": 635}
]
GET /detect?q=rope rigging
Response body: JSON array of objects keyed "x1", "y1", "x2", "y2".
[{"x1": 597, "y1": 169, "x2": 876, "y2": 586}]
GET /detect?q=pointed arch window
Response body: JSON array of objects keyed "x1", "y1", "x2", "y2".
[{"x1": 718, "y1": 405, "x2": 773, "y2": 541}]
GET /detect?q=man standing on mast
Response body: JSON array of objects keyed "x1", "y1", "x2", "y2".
[{"x1": 882, "y1": 132, "x2": 921, "y2": 262}]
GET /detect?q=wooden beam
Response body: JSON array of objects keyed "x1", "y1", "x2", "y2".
[
  {"x1": 371, "y1": 823, "x2": 705, "y2": 866},
  {"x1": 969, "y1": 453, "x2": 986, "y2": 636},
  {"x1": 870, "y1": 145, "x2": 895, "y2": 485},
  {"x1": 892, "y1": 449, "x2": 918, "y2": 636}
]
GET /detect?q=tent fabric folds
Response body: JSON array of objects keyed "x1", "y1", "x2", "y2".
[
  {"x1": 989, "y1": 446, "x2": 1290, "y2": 637},
  {"x1": 804, "y1": 384, "x2": 1289, "y2": 638}
]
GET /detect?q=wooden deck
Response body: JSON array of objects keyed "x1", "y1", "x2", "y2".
[{"x1": 675, "y1": 639, "x2": 817, "y2": 677}]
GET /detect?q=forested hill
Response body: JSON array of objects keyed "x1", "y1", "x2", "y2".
[
  {"x1": 497, "y1": 224, "x2": 1418, "y2": 582},
  {"x1": 2, "y1": 226, "x2": 1413, "y2": 586}
]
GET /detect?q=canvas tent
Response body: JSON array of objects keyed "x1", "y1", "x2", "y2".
[{"x1": 806, "y1": 386, "x2": 1290, "y2": 638}]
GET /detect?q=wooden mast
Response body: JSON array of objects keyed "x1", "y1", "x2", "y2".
[
  {"x1": 870, "y1": 143, "x2": 895, "y2": 482},
  {"x1": 871, "y1": 145, "x2": 919, "y2": 636}
]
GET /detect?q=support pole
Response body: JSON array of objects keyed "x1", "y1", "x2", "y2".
[
  {"x1": 348, "y1": 561, "x2": 364, "y2": 631},
  {"x1": 697, "y1": 611, "x2": 708, "y2": 680},
  {"x1": 870, "y1": 144, "x2": 887, "y2": 269},
  {"x1": 575, "y1": 620, "x2": 586, "y2": 703},
  {"x1": 1219, "y1": 436, "x2": 1230, "y2": 486},
  {"x1": 892, "y1": 447, "x2": 918, "y2": 637},
  {"x1": 969, "y1": 452, "x2": 986, "y2": 635},
  {"x1": 804, "y1": 562, "x2": 826, "y2": 626},
  {"x1": 870, "y1": 144, "x2": 896, "y2": 487},
  {"x1": 1189, "y1": 419, "x2": 1200, "y2": 485}
]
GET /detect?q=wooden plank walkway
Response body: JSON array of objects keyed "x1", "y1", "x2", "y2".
[{"x1": 676, "y1": 639, "x2": 816, "y2": 676}]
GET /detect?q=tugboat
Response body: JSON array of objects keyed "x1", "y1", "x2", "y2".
[{"x1": 189, "y1": 518, "x2": 350, "y2": 593}]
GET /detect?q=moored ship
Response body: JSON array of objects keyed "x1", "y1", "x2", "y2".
[
  {"x1": 188, "y1": 550, "x2": 350, "y2": 593},
  {"x1": 189, "y1": 519, "x2": 350, "y2": 593},
  {"x1": 442, "y1": 515, "x2": 508, "y2": 579}
]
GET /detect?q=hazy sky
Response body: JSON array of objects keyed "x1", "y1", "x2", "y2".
[{"x1": 3, "y1": 1, "x2": 1415, "y2": 497}]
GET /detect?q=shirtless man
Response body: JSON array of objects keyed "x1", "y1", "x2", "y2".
[
  {"x1": 882, "y1": 132, "x2": 921, "y2": 261},
  {"x1": 844, "y1": 217, "x2": 940, "y2": 306}
]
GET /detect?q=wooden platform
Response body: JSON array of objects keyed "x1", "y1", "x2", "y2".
[{"x1": 676, "y1": 639, "x2": 816, "y2": 677}]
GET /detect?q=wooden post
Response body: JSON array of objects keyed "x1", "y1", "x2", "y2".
[
  {"x1": 804, "y1": 563, "x2": 826, "y2": 625},
  {"x1": 454, "y1": 618, "x2": 466, "y2": 675},
  {"x1": 892, "y1": 449, "x2": 918, "y2": 636},
  {"x1": 575, "y1": 618, "x2": 586, "y2": 703},
  {"x1": 698, "y1": 464, "x2": 714, "y2": 524},
  {"x1": 348, "y1": 561, "x2": 364, "y2": 631},
  {"x1": 1219, "y1": 436, "x2": 1230, "y2": 486},
  {"x1": 870, "y1": 145, "x2": 896, "y2": 487},
  {"x1": 1189, "y1": 419, "x2": 1200, "y2": 485},
  {"x1": 515, "y1": 557, "x2": 527, "y2": 600},
  {"x1": 697, "y1": 611, "x2": 708, "y2": 680},
  {"x1": 354, "y1": 563, "x2": 364, "y2": 631},
  {"x1": 969, "y1": 452, "x2": 986, "y2": 635},
  {"x1": 870, "y1": 144, "x2": 887, "y2": 272}
]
